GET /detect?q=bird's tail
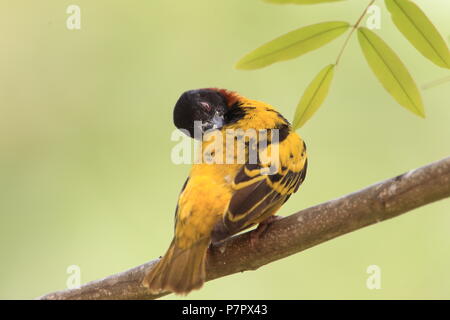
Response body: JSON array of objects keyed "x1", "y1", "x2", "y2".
[{"x1": 142, "y1": 238, "x2": 210, "y2": 295}]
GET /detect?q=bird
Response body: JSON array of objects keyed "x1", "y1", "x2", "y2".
[{"x1": 142, "y1": 88, "x2": 308, "y2": 295}]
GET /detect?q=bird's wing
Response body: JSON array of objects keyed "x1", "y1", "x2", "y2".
[
  {"x1": 211, "y1": 134, "x2": 307, "y2": 242},
  {"x1": 173, "y1": 177, "x2": 189, "y2": 229}
]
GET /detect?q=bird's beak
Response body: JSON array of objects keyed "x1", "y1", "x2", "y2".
[
  {"x1": 200, "y1": 112, "x2": 224, "y2": 134},
  {"x1": 210, "y1": 112, "x2": 224, "y2": 130}
]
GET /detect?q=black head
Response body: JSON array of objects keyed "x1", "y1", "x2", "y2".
[{"x1": 173, "y1": 89, "x2": 228, "y2": 139}]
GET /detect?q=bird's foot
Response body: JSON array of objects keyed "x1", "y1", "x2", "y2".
[{"x1": 250, "y1": 215, "x2": 283, "y2": 249}]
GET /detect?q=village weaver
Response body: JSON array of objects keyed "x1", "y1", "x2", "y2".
[{"x1": 142, "y1": 88, "x2": 308, "y2": 295}]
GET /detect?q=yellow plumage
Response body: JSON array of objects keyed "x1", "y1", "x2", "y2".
[{"x1": 143, "y1": 92, "x2": 307, "y2": 295}]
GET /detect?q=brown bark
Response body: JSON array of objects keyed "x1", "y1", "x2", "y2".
[{"x1": 38, "y1": 156, "x2": 450, "y2": 300}]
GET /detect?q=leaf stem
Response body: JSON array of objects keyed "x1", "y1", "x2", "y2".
[
  {"x1": 335, "y1": 0, "x2": 376, "y2": 66},
  {"x1": 422, "y1": 75, "x2": 450, "y2": 90}
]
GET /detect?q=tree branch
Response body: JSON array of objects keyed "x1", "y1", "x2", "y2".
[{"x1": 38, "y1": 156, "x2": 450, "y2": 300}]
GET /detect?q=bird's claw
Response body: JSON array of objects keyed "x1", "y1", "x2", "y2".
[{"x1": 250, "y1": 215, "x2": 283, "y2": 249}]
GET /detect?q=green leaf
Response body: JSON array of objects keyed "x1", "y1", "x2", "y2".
[
  {"x1": 357, "y1": 27, "x2": 425, "y2": 118},
  {"x1": 235, "y1": 21, "x2": 350, "y2": 70},
  {"x1": 292, "y1": 64, "x2": 335, "y2": 129},
  {"x1": 264, "y1": 0, "x2": 345, "y2": 4},
  {"x1": 385, "y1": 0, "x2": 450, "y2": 69}
]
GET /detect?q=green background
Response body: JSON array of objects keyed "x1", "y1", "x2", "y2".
[{"x1": 1, "y1": 0, "x2": 449, "y2": 299}]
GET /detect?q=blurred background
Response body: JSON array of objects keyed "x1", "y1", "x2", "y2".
[{"x1": 1, "y1": 0, "x2": 449, "y2": 299}]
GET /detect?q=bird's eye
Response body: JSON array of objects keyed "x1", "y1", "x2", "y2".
[{"x1": 199, "y1": 101, "x2": 211, "y2": 112}]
